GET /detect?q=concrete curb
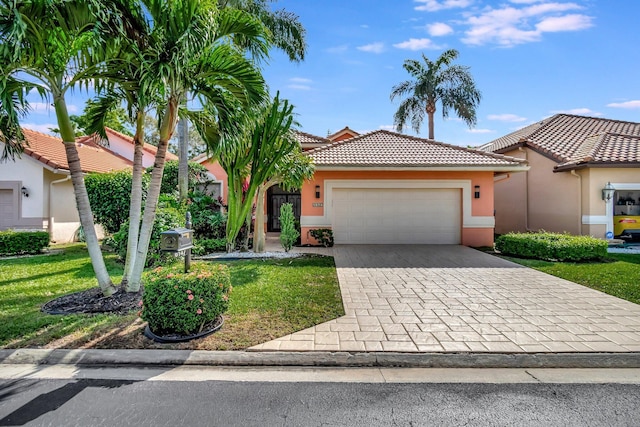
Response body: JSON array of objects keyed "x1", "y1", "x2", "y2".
[{"x1": 2, "y1": 349, "x2": 640, "y2": 369}]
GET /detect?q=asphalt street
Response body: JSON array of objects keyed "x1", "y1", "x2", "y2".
[{"x1": 1, "y1": 369, "x2": 640, "y2": 426}]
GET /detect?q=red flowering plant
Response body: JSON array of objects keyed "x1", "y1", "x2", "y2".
[{"x1": 141, "y1": 263, "x2": 232, "y2": 336}]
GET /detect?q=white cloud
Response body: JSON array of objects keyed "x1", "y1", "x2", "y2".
[
  {"x1": 536, "y1": 14, "x2": 593, "y2": 32},
  {"x1": 22, "y1": 123, "x2": 58, "y2": 135},
  {"x1": 29, "y1": 102, "x2": 78, "y2": 114},
  {"x1": 414, "y1": 0, "x2": 473, "y2": 12},
  {"x1": 426, "y1": 22, "x2": 454, "y2": 36},
  {"x1": 461, "y1": 2, "x2": 593, "y2": 47},
  {"x1": 287, "y1": 78, "x2": 313, "y2": 91},
  {"x1": 357, "y1": 42, "x2": 385, "y2": 53},
  {"x1": 379, "y1": 125, "x2": 396, "y2": 131},
  {"x1": 488, "y1": 113, "x2": 527, "y2": 122},
  {"x1": 551, "y1": 108, "x2": 603, "y2": 116},
  {"x1": 326, "y1": 44, "x2": 349, "y2": 54},
  {"x1": 467, "y1": 128, "x2": 494, "y2": 134},
  {"x1": 606, "y1": 100, "x2": 640, "y2": 109},
  {"x1": 360, "y1": 24, "x2": 369, "y2": 29},
  {"x1": 393, "y1": 38, "x2": 443, "y2": 50}
]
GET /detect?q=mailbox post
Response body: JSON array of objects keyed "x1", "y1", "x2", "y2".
[{"x1": 160, "y1": 212, "x2": 194, "y2": 273}]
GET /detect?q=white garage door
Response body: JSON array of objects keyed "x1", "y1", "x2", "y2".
[
  {"x1": 0, "y1": 189, "x2": 15, "y2": 230},
  {"x1": 332, "y1": 188, "x2": 461, "y2": 244}
]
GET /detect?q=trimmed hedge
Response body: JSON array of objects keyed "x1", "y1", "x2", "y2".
[
  {"x1": 495, "y1": 232, "x2": 607, "y2": 262},
  {"x1": 0, "y1": 230, "x2": 50, "y2": 255}
]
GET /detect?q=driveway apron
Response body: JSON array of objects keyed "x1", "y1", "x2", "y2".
[{"x1": 250, "y1": 245, "x2": 640, "y2": 353}]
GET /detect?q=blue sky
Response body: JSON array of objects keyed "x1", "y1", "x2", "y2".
[{"x1": 24, "y1": 0, "x2": 640, "y2": 146}]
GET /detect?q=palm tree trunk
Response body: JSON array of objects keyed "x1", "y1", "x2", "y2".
[
  {"x1": 54, "y1": 96, "x2": 116, "y2": 297},
  {"x1": 254, "y1": 181, "x2": 279, "y2": 253},
  {"x1": 253, "y1": 185, "x2": 267, "y2": 253},
  {"x1": 426, "y1": 100, "x2": 436, "y2": 140},
  {"x1": 122, "y1": 111, "x2": 145, "y2": 286},
  {"x1": 178, "y1": 117, "x2": 189, "y2": 201},
  {"x1": 127, "y1": 101, "x2": 178, "y2": 292}
]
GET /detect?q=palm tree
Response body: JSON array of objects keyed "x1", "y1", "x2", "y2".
[
  {"x1": 390, "y1": 49, "x2": 481, "y2": 140},
  {"x1": 175, "y1": 0, "x2": 308, "y2": 203},
  {"x1": 0, "y1": 0, "x2": 135, "y2": 296},
  {"x1": 123, "y1": 0, "x2": 269, "y2": 292}
]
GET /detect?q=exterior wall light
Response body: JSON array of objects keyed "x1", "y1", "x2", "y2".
[
  {"x1": 21, "y1": 186, "x2": 29, "y2": 197},
  {"x1": 315, "y1": 185, "x2": 321, "y2": 199},
  {"x1": 474, "y1": 185, "x2": 480, "y2": 199},
  {"x1": 602, "y1": 182, "x2": 615, "y2": 201}
]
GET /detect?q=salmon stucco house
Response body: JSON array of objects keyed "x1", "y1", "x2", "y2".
[
  {"x1": 300, "y1": 130, "x2": 528, "y2": 247},
  {"x1": 199, "y1": 128, "x2": 528, "y2": 247},
  {"x1": 480, "y1": 114, "x2": 640, "y2": 240}
]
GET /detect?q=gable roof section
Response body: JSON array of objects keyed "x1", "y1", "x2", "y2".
[
  {"x1": 308, "y1": 130, "x2": 527, "y2": 171},
  {"x1": 104, "y1": 128, "x2": 179, "y2": 161},
  {"x1": 480, "y1": 114, "x2": 640, "y2": 170},
  {"x1": 327, "y1": 126, "x2": 359, "y2": 142},
  {"x1": 293, "y1": 129, "x2": 331, "y2": 150},
  {"x1": 20, "y1": 128, "x2": 132, "y2": 173}
]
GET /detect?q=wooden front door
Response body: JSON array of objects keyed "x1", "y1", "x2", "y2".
[{"x1": 268, "y1": 187, "x2": 301, "y2": 232}]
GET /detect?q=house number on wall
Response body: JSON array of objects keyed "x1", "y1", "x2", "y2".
[{"x1": 312, "y1": 203, "x2": 323, "y2": 207}]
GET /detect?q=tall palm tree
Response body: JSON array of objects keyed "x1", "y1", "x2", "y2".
[
  {"x1": 0, "y1": 0, "x2": 136, "y2": 296},
  {"x1": 390, "y1": 49, "x2": 481, "y2": 140},
  {"x1": 124, "y1": 0, "x2": 269, "y2": 292},
  {"x1": 175, "y1": 0, "x2": 308, "y2": 203}
]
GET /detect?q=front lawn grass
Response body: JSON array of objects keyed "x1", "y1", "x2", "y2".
[
  {"x1": 0, "y1": 244, "x2": 344, "y2": 350},
  {"x1": 503, "y1": 253, "x2": 640, "y2": 304}
]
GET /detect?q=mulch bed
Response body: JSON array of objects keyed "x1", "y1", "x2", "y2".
[{"x1": 42, "y1": 286, "x2": 143, "y2": 315}]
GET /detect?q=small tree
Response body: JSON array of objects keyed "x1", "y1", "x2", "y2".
[{"x1": 279, "y1": 203, "x2": 298, "y2": 252}]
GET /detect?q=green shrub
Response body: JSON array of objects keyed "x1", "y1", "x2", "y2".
[
  {"x1": 142, "y1": 263, "x2": 232, "y2": 335},
  {"x1": 150, "y1": 160, "x2": 212, "y2": 195},
  {"x1": 192, "y1": 238, "x2": 227, "y2": 256},
  {"x1": 188, "y1": 192, "x2": 225, "y2": 239},
  {"x1": 85, "y1": 170, "x2": 149, "y2": 234},
  {"x1": 105, "y1": 206, "x2": 184, "y2": 267},
  {"x1": 309, "y1": 228, "x2": 334, "y2": 247},
  {"x1": 279, "y1": 203, "x2": 299, "y2": 252},
  {"x1": 495, "y1": 232, "x2": 607, "y2": 262},
  {"x1": 0, "y1": 230, "x2": 50, "y2": 255}
]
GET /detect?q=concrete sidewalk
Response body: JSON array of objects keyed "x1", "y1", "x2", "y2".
[{"x1": 252, "y1": 245, "x2": 640, "y2": 354}]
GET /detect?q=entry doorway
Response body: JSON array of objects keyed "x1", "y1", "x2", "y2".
[{"x1": 267, "y1": 185, "x2": 301, "y2": 232}]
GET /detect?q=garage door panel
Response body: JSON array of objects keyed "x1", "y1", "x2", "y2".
[{"x1": 332, "y1": 188, "x2": 461, "y2": 244}]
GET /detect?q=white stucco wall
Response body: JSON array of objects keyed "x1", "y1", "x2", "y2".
[
  {"x1": 0, "y1": 150, "x2": 45, "y2": 219},
  {"x1": 106, "y1": 133, "x2": 156, "y2": 168}
]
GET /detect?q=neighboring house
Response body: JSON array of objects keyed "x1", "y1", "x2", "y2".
[
  {"x1": 0, "y1": 129, "x2": 132, "y2": 242},
  {"x1": 479, "y1": 114, "x2": 640, "y2": 239},
  {"x1": 77, "y1": 127, "x2": 179, "y2": 168},
  {"x1": 301, "y1": 130, "x2": 527, "y2": 246}
]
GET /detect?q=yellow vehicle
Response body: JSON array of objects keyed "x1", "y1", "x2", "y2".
[{"x1": 614, "y1": 216, "x2": 640, "y2": 240}]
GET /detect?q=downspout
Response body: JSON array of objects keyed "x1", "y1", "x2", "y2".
[
  {"x1": 518, "y1": 147, "x2": 530, "y2": 231},
  {"x1": 49, "y1": 174, "x2": 71, "y2": 238},
  {"x1": 571, "y1": 170, "x2": 582, "y2": 235}
]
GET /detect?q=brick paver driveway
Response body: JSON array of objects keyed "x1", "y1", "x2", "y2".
[{"x1": 250, "y1": 245, "x2": 640, "y2": 353}]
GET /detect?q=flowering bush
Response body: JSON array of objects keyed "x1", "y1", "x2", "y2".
[{"x1": 141, "y1": 263, "x2": 232, "y2": 336}]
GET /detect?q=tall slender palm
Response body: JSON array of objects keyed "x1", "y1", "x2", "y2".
[
  {"x1": 390, "y1": 49, "x2": 481, "y2": 140},
  {"x1": 175, "y1": 0, "x2": 307, "y2": 203},
  {"x1": 0, "y1": 0, "x2": 135, "y2": 296},
  {"x1": 124, "y1": 0, "x2": 269, "y2": 291}
]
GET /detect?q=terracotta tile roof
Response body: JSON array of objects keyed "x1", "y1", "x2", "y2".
[
  {"x1": 307, "y1": 130, "x2": 527, "y2": 169},
  {"x1": 21, "y1": 128, "x2": 132, "y2": 173},
  {"x1": 480, "y1": 114, "x2": 640, "y2": 169},
  {"x1": 327, "y1": 126, "x2": 359, "y2": 142},
  {"x1": 293, "y1": 130, "x2": 331, "y2": 145},
  {"x1": 102, "y1": 128, "x2": 179, "y2": 161}
]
